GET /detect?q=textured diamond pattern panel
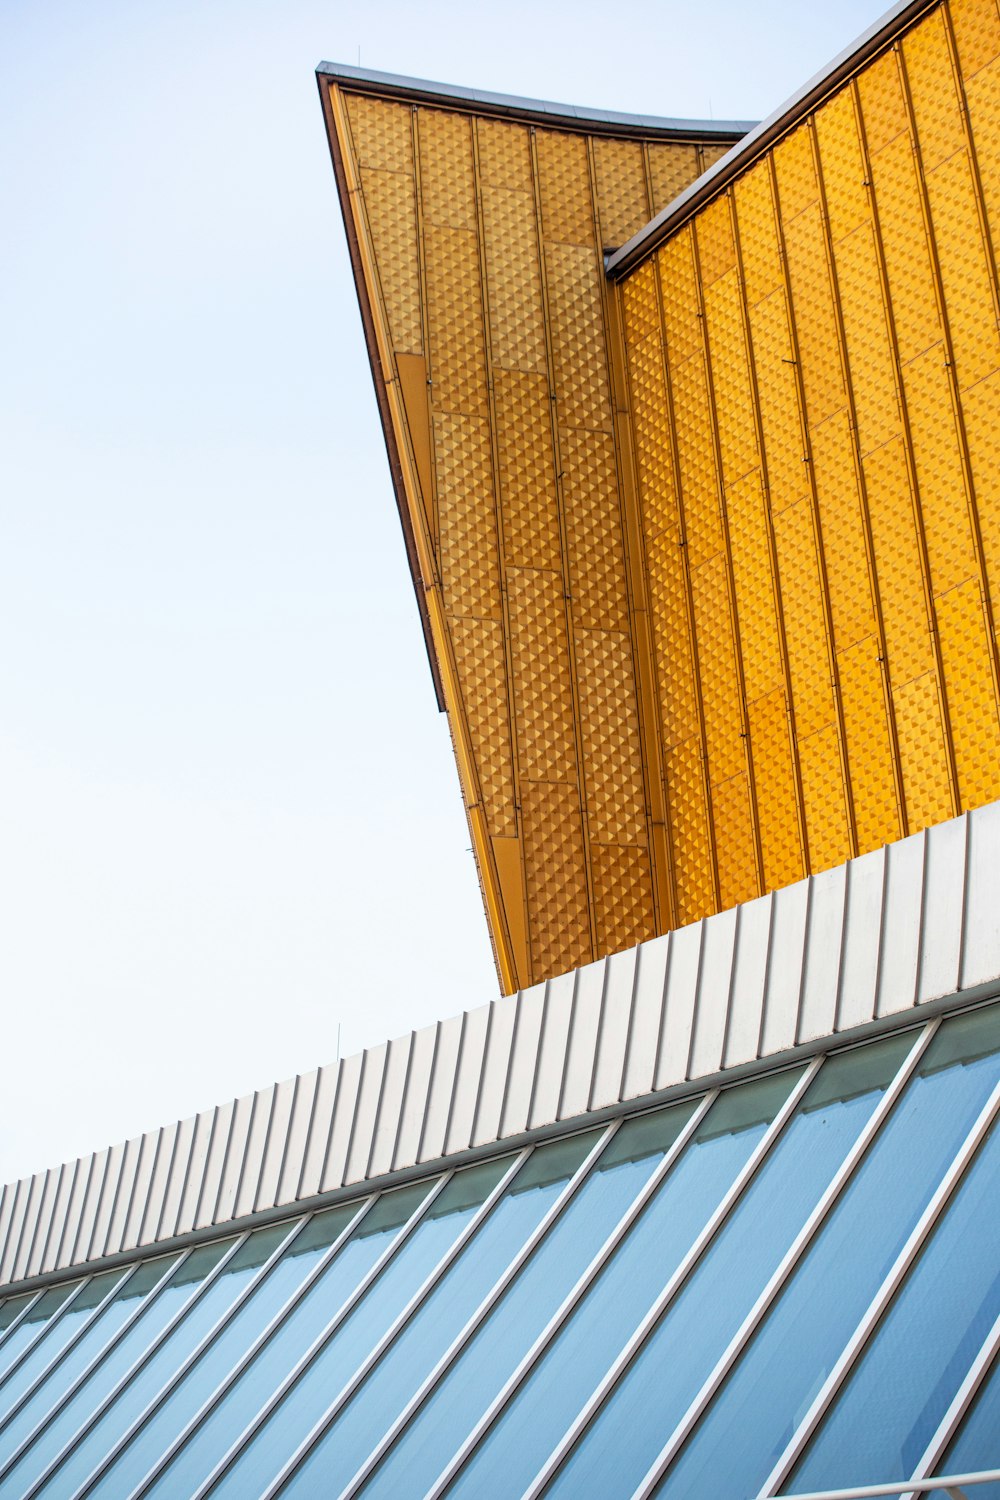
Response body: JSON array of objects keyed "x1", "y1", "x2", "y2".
[
  {"x1": 837, "y1": 636, "x2": 901, "y2": 853},
  {"x1": 508, "y1": 568, "x2": 577, "y2": 782},
  {"x1": 436, "y1": 413, "x2": 501, "y2": 619},
  {"x1": 893, "y1": 669, "x2": 955, "y2": 830},
  {"x1": 798, "y1": 723, "x2": 852, "y2": 873},
  {"x1": 450, "y1": 616, "x2": 516, "y2": 837},
  {"x1": 904, "y1": 9, "x2": 966, "y2": 171},
  {"x1": 424, "y1": 225, "x2": 488, "y2": 414},
  {"x1": 666, "y1": 736, "x2": 715, "y2": 924},
  {"x1": 950, "y1": 0, "x2": 1000, "y2": 77},
  {"x1": 691, "y1": 552, "x2": 744, "y2": 787},
  {"x1": 494, "y1": 371, "x2": 561, "y2": 570},
  {"x1": 711, "y1": 772, "x2": 758, "y2": 910},
  {"x1": 562, "y1": 428, "x2": 629, "y2": 631},
  {"x1": 705, "y1": 268, "x2": 757, "y2": 489},
  {"x1": 358, "y1": 167, "x2": 423, "y2": 354},
  {"x1": 726, "y1": 472, "x2": 782, "y2": 704},
  {"x1": 936, "y1": 577, "x2": 1000, "y2": 808},
  {"x1": 546, "y1": 243, "x2": 612, "y2": 429},
  {"x1": 810, "y1": 411, "x2": 876, "y2": 653},
  {"x1": 482, "y1": 184, "x2": 547, "y2": 374},
  {"x1": 522, "y1": 780, "x2": 592, "y2": 980},
  {"x1": 925, "y1": 150, "x2": 1000, "y2": 391},
  {"x1": 576, "y1": 629, "x2": 646, "y2": 844},
  {"x1": 335, "y1": 14, "x2": 1000, "y2": 987},
  {"x1": 748, "y1": 688, "x2": 803, "y2": 891},
  {"x1": 592, "y1": 137, "x2": 649, "y2": 249},
  {"x1": 591, "y1": 843, "x2": 655, "y2": 958},
  {"x1": 862, "y1": 437, "x2": 936, "y2": 685},
  {"x1": 648, "y1": 143, "x2": 701, "y2": 212},
  {"x1": 418, "y1": 109, "x2": 476, "y2": 230},
  {"x1": 772, "y1": 497, "x2": 836, "y2": 738},
  {"x1": 536, "y1": 131, "x2": 595, "y2": 246}
]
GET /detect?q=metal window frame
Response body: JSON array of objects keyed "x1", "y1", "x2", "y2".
[
  {"x1": 60, "y1": 1208, "x2": 353, "y2": 1500},
  {"x1": 0, "y1": 1260, "x2": 137, "y2": 1423},
  {"x1": 519, "y1": 1056, "x2": 823, "y2": 1500},
  {"x1": 628, "y1": 1019, "x2": 938, "y2": 1500},
  {"x1": 0, "y1": 1274, "x2": 94, "y2": 1390},
  {"x1": 136, "y1": 1168, "x2": 457, "y2": 1499},
  {"x1": 769, "y1": 1469, "x2": 1000, "y2": 1498},
  {"x1": 0, "y1": 1247, "x2": 185, "y2": 1487},
  {"x1": 240, "y1": 1145, "x2": 533, "y2": 1500},
  {"x1": 898, "y1": 1307, "x2": 1000, "y2": 1500},
  {"x1": 759, "y1": 1071, "x2": 1000, "y2": 1497},
  {"x1": 0, "y1": 1291, "x2": 47, "y2": 1360},
  {"x1": 420, "y1": 1090, "x2": 720, "y2": 1500},
  {"x1": 331, "y1": 1122, "x2": 624, "y2": 1500}
]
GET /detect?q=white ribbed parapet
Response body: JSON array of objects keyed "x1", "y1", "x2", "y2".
[{"x1": 2, "y1": 803, "x2": 999, "y2": 1291}]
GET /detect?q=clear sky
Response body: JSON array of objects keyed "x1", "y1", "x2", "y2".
[{"x1": 2, "y1": 0, "x2": 885, "y2": 1186}]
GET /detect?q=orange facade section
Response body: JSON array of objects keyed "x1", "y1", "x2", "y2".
[
  {"x1": 323, "y1": 76, "x2": 737, "y2": 990},
  {"x1": 323, "y1": 0, "x2": 1000, "y2": 992},
  {"x1": 620, "y1": 0, "x2": 1000, "y2": 925}
]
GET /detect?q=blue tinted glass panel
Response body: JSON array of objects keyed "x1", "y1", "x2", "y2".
[
  {"x1": 0, "y1": 1283, "x2": 82, "y2": 1384},
  {"x1": 790, "y1": 1115, "x2": 1000, "y2": 1490},
  {"x1": 520, "y1": 1033, "x2": 912, "y2": 1500},
  {"x1": 652, "y1": 1004, "x2": 1000, "y2": 1500},
  {"x1": 0, "y1": 1296, "x2": 35, "y2": 1339},
  {"x1": 78, "y1": 1198, "x2": 380, "y2": 1500},
  {"x1": 0, "y1": 1240, "x2": 232, "y2": 1500},
  {"x1": 284, "y1": 1104, "x2": 697, "y2": 1497},
  {"x1": 208, "y1": 1141, "x2": 595, "y2": 1498},
  {"x1": 0, "y1": 1267, "x2": 125, "y2": 1422},
  {"x1": 0, "y1": 1253, "x2": 180, "y2": 1483},
  {"x1": 927, "y1": 1350, "x2": 1000, "y2": 1500},
  {"x1": 48, "y1": 1222, "x2": 310, "y2": 1498},
  {"x1": 362, "y1": 1068, "x2": 801, "y2": 1500}
]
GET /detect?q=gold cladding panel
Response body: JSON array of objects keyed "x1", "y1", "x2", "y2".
[
  {"x1": 332, "y1": 0, "x2": 1000, "y2": 990},
  {"x1": 620, "y1": 0, "x2": 1000, "y2": 945}
]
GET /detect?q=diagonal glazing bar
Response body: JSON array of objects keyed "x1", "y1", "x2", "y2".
[
  {"x1": 0, "y1": 1260, "x2": 143, "y2": 1436},
  {"x1": 0, "y1": 1274, "x2": 94, "y2": 1389},
  {"x1": 519, "y1": 1058, "x2": 822, "y2": 1500},
  {"x1": 0, "y1": 1292, "x2": 46, "y2": 1359},
  {"x1": 15, "y1": 1230, "x2": 257, "y2": 1500},
  {"x1": 0, "y1": 1264, "x2": 132, "y2": 1427},
  {"x1": 629, "y1": 1020, "x2": 937, "y2": 1500},
  {"x1": 759, "y1": 1068, "x2": 1000, "y2": 1497},
  {"x1": 63, "y1": 1202, "x2": 371, "y2": 1499},
  {"x1": 897, "y1": 1307, "x2": 1000, "y2": 1500},
  {"x1": 130, "y1": 1176, "x2": 449, "y2": 1500},
  {"x1": 421, "y1": 1092, "x2": 719, "y2": 1500},
  {"x1": 334, "y1": 1123, "x2": 623, "y2": 1500},
  {"x1": 251, "y1": 1147, "x2": 534, "y2": 1499},
  {"x1": 769, "y1": 1470, "x2": 1000, "y2": 1498},
  {"x1": 0, "y1": 1248, "x2": 187, "y2": 1484}
]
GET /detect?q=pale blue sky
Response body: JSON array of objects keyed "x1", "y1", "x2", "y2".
[{"x1": 2, "y1": 0, "x2": 883, "y2": 1184}]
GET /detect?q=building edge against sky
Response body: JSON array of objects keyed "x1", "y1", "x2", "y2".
[
  {"x1": 320, "y1": 0, "x2": 1000, "y2": 995},
  {"x1": 1, "y1": 3, "x2": 1000, "y2": 1495}
]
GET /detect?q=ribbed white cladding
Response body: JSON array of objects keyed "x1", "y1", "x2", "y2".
[{"x1": 2, "y1": 803, "x2": 1000, "y2": 1291}]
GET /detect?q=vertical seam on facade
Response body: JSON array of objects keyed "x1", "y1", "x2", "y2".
[
  {"x1": 897, "y1": 39, "x2": 1000, "y2": 741},
  {"x1": 810, "y1": 115, "x2": 909, "y2": 845},
  {"x1": 690, "y1": 205, "x2": 767, "y2": 903},
  {"x1": 850, "y1": 72, "x2": 962, "y2": 821},
  {"x1": 653, "y1": 237, "x2": 722, "y2": 915},
  {"x1": 769, "y1": 149, "x2": 860, "y2": 862},
  {"x1": 729, "y1": 185, "x2": 811, "y2": 882}
]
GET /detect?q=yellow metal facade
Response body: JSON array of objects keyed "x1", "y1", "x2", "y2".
[
  {"x1": 323, "y1": 78, "x2": 738, "y2": 991},
  {"x1": 620, "y1": 0, "x2": 1000, "y2": 925},
  {"x1": 322, "y1": 0, "x2": 1000, "y2": 992}
]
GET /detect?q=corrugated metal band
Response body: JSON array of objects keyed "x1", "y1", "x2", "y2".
[{"x1": 0, "y1": 801, "x2": 998, "y2": 1292}]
